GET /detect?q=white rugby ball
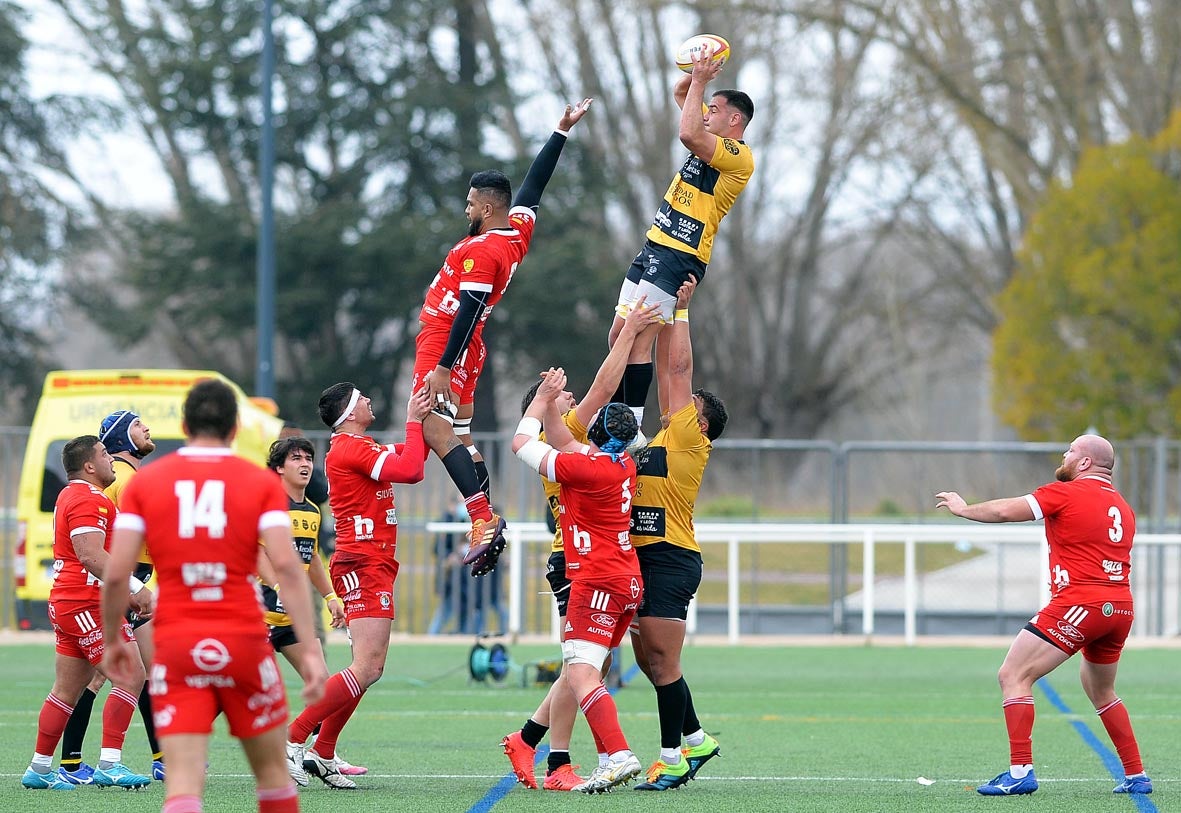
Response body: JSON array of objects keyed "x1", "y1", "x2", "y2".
[{"x1": 675, "y1": 34, "x2": 731, "y2": 73}]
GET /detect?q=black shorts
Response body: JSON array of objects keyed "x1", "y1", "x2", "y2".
[
  {"x1": 636, "y1": 542, "x2": 702, "y2": 620},
  {"x1": 269, "y1": 624, "x2": 298, "y2": 651},
  {"x1": 128, "y1": 563, "x2": 156, "y2": 629},
  {"x1": 624, "y1": 241, "x2": 708, "y2": 295},
  {"x1": 545, "y1": 551, "x2": 572, "y2": 617}
]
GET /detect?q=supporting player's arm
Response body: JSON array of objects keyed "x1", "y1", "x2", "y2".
[
  {"x1": 514, "y1": 368, "x2": 568, "y2": 474},
  {"x1": 372, "y1": 388, "x2": 433, "y2": 483},
  {"x1": 574, "y1": 298, "x2": 660, "y2": 427},
  {"x1": 662, "y1": 277, "x2": 697, "y2": 415},
  {"x1": 513, "y1": 99, "x2": 593, "y2": 210}
]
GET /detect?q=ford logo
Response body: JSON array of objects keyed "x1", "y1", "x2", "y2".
[
  {"x1": 590, "y1": 613, "x2": 616, "y2": 628},
  {"x1": 1057, "y1": 621, "x2": 1085, "y2": 642}
]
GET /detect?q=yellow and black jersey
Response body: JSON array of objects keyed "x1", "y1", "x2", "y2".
[
  {"x1": 629, "y1": 401, "x2": 710, "y2": 552},
  {"x1": 105, "y1": 457, "x2": 153, "y2": 565},
  {"x1": 645, "y1": 136, "x2": 754, "y2": 264},
  {"x1": 541, "y1": 410, "x2": 589, "y2": 553},
  {"x1": 260, "y1": 496, "x2": 321, "y2": 627}
]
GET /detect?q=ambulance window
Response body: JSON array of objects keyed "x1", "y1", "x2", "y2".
[{"x1": 40, "y1": 441, "x2": 68, "y2": 513}]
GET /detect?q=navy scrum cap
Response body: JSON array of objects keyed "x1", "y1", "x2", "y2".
[{"x1": 99, "y1": 410, "x2": 140, "y2": 456}]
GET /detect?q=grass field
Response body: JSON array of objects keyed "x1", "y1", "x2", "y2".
[{"x1": 0, "y1": 639, "x2": 1174, "y2": 812}]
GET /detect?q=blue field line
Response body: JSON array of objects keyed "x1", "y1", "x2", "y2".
[
  {"x1": 466, "y1": 663, "x2": 643, "y2": 813},
  {"x1": 1038, "y1": 678, "x2": 1157, "y2": 813}
]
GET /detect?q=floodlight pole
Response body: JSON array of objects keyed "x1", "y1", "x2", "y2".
[{"x1": 255, "y1": 0, "x2": 276, "y2": 397}]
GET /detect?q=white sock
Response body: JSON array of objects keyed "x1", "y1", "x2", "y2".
[
  {"x1": 1009, "y1": 764, "x2": 1032, "y2": 779},
  {"x1": 598, "y1": 752, "x2": 609, "y2": 768},
  {"x1": 608, "y1": 749, "x2": 631, "y2": 763},
  {"x1": 31, "y1": 754, "x2": 53, "y2": 770},
  {"x1": 99, "y1": 748, "x2": 121, "y2": 766},
  {"x1": 684, "y1": 729, "x2": 706, "y2": 748},
  {"x1": 660, "y1": 747, "x2": 681, "y2": 764}
]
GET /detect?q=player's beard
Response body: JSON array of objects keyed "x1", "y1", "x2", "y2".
[
  {"x1": 467, "y1": 214, "x2": 483, "y2": 237},
  {"x1": 138, "y1": 438, "x2": 157, "y2": 456},
  {"x1": 1055, "y1": 461, "x2": 1074, "y2": 482}
]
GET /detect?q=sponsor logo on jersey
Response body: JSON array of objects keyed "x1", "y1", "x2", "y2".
[
  {"x1": 723, "y1": 138, "x2": 741, "y2": 155},
  {"x1": 1102, "y1": 602, "x2": 1114, "y2": 617},
  {"x1": 1057, "y1": 621, "x2": 1085, "y2": 642},
  {"x1": 590, "y1": 612, "x2": 616, "y2": 628},
  {"x1": 191, "y1": 638, "x2": 232, "y2": 672},
  {"x1": 184, "y1": 674, "x2": 236, "y2": 688},
  {"x1": 587, "y1": 627, "x2": 611, "y2": 637},
  {"x1": 630, "y1": 577, "x2": 641, "y2": 599},
  {"x1": 1063, "y1": 605, "x2": 1089, "y2": 627},
  {"x1": 154, "y1": 704, "x2": 176, "y2": 728}
]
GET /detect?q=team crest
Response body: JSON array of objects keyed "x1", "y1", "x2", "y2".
[
  {"x1": 463, "y1": 258, "x2": 475, "y2": 273},
  {"x1": 723, "y1": 138, "x2": 740, "y2": 155},
  {"x1": 378, "y1": 592, "x2": 392, "y2": 609}
]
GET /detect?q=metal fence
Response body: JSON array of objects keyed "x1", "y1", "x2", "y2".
[{"x1": 5, "y1": 426, "x2": 1181, "y2": 636}]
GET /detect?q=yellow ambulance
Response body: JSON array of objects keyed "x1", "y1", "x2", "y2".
[{"x1": 14, "y1": 370, "x2": 283, "y2": 628}]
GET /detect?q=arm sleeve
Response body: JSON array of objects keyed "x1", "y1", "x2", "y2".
[
  {"x1": 376, "y1": 422, "x2": 427, "y2": 483},
  {"x1": 513, "y1": 131, "x2": 569, "y2": 210},
  {"x1": 438, "y1": 288, "x2": 489, "y2": 369}
]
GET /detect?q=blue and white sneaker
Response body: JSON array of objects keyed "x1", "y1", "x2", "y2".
[
  {"x1": 1113, "y1": 773, "x2": 1152, "y2": 794},
  {"x1": 93, "y1": 763, "x2": 151, "y2": 789},
  {"x1": 21, "y1": 767, "x2": 75, "y2": 791},
  {"x1": 977, "y1": 769, "x2": 1038, "y2": 796},
  {"x1": 151, "y1": 760, "x2": 166, "y2": 781},
  {"x1": 57, "y1": 763, "x2": 95, "y2": 785}
]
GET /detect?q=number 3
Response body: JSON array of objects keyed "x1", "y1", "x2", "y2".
[{"x1": 1108, "y1": 506, "x2": 1123, "y2": 543}]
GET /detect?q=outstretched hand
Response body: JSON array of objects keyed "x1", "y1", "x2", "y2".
[
  {"x1": 407, "y1": 385, "x2": 435, "y2": 423},
  {"x1": 676, "y1": 275, "x2": 698, "y2": 309},
  {"x1": 934, "y1": 491, "x2": 966, "y2": 516},
  {"x1": 690, "y1": 48, "x2": 724, "y2": 83},
  {"x1": 559, "y1": 98, "x2": 594, "y2": 131},
  {"x1": 620, "y1": 295, "x2": 661, "y2": 336},
  {"x1": 536, "y1": 367, "x2": 568, "y2": 401}
]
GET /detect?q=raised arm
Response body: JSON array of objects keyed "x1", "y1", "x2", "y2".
[
  {"x1": 513, "y1": 368, "x2": 569, "y2": 475},
  {"x1": 374, "y1": 388, "x2": 433, "y2": 483},
  {"x1": 679, "y1": 50, "x2": 724, "y2": 161},
  {"x1": 574, "y1": 299, "x2": 660, "y2": 427},
  {"x1": 660, "y1": 277, "x2": 697, "y2": 415},
  {"x1": 935, "y1": 492, "x2": 1036, "y2": 523},
  {"x1": 513, "y1": 99, "x2": 593, "y2": 210}
]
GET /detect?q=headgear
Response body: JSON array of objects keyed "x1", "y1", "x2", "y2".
[
  {"x1": 587, "y1": 402, "x2": 638, "y2": 462},
  {"x1": 99, "y1": 410, "x2": 145, "y2": 458}
]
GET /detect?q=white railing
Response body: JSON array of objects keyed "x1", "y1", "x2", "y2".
[{"x1": 426, "y1": 522, "x2": 1181, "y2": 645}]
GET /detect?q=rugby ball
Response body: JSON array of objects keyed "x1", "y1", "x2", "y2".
[{"x1": 676, "y1": 34, "x2": 731, "y2": 73}]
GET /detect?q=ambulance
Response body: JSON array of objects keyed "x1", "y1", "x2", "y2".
[{"x1": 14, "y1": 370, "x2": 283, "y2": 628}]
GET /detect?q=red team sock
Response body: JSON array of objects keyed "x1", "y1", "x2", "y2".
[
  {"x1": 465, "y1": 493, "x2": 493, "y2": 523},
  {"x1": 257, "y1": 783, "x2": 299, "y2": 813},
  {"x1": 289, "y1": 669, "x2": 363, "y2": 744},
  {"x1": 310, "y1": 690, "x2": 365, "y2": 759},
  {"x1": 1096, "y1": 698, "x2": 1143, "y2": 775},
  {"x1": 162, "y1": 795, "x2": 203, "y2": 813},
  {"x1": 101, "y1": 686, "x2": 139, "y2": 750},
  {"x1": 579, "y1": 686, "x2": 627, "y2": 755},
  {"x1": 35, "y1": 694, "x2": 74, "y2": 755},
  {"x1": 1002, "y1": 695, "x2": 1035, "y2": 766}
]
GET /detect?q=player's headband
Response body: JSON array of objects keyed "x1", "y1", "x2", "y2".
[{"x1": 332, "y1": 388, "x2": 361, "y2": 429}]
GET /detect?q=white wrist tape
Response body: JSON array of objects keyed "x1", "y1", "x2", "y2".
[
  {"x1": 129, "y1": 576, "x2": 146, "y2": 594},
  {"x1": 516, "y1": 438, "x2": 553, "y2": 470},
  {"x1": 515, "y1": 416, "x2": 542, "y2": 441}
]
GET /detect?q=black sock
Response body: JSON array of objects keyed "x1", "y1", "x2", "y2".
[
  {"x1": 441, "y1": 446, "x2": 483, "y2": 499},
  {"x1": 138, "y1": 683, "x2": 162, "y2": 760},
  {"x1": 655, "y1": 677, "x2": 688, "y2": 749},
  {"x1": 547, "y1": 749, "x2": 571, "y2": 773},
  {"x1": 622, "y1": 362, "x2": 654, "y2": 408},
  {"x1": 60, "y1": 687, "x2": 97, "y2": 766},
  {"x1": 312, "y1": 722, "x2": 322, "y2": 737},
  {"x1": 682, "y1": 679, "x2": 701, "y2": 735},
  {"x1": 521, "y1": 718, "x2": 549, "y2": 749},
  {"x1": 473, "y1": 459, "x2": 490, "y2": 501}
]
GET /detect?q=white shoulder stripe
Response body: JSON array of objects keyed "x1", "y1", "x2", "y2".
[
  {"x1": 259, "y1": 510, "x2": 290, "y2": 531},
  {"x1": 1024, "y1": 494, "x2": 1043, "y2": 521},
  {"x1": 370, "y1": 450, "x2": 390, "y2": 480},
  {"x1": 114, "y1": 513, "x2": 145, "y2": 533},
  {"x1": 459, "y1": 281, "x2": 495, "y2": 292}
]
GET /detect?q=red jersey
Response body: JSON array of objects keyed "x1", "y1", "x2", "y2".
[
  {"x1": 113, "y1": 447, "x2": 290, "y2": 637},
  {"x1": 325, "y1": 427, "x2": 424, "y2": 555},
  {"x1": 548, "y1": 450, "x2": 640, "y2": 581},
  {"x1": 50, "y1": 480, "x2": 115, "y2": 601},
  {"x1": 419, "y1": 207, "x2": 536, "y2": 334},
  {"x1": 1026, "y1": 475, "x2": 1135, "y2": 602}
]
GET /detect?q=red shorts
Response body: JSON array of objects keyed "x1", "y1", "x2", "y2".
[
  {"x1": 412, "y1": 327, "x2": 486, "y2": 407},
  {"x1": 1028, "y1": 597, "x2": 1134, "y2": 664},
  {"x1": 331, "y1": 549, "x2": 399, "y2": 621},
  {"x1": 565, "y1": 575, "x2": 643, "y2": 649},
  {"x1": 49, "y1": 599, "x2": 134, "y2": 666},
  {"x1": 149, "y1": 631, "x2": 287, "y2": 738}
]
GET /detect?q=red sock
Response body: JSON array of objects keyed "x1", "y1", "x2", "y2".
[
  {"x1": 34, "y1": 694, "x2": 74, "y2": 756},
  {"x1": 1096, "y1": 698, "x2": 1143, "y2": 775},
  {"x1": 579, "y1": 686, "x2": 627, "y2": 755},
  {"x1": 258, "y1": 783, "x2": 299, "y2": 813},
  {"x1": 310, "y1": 690, "x2": 364, "y2": 759},
  {"x1": 289, "y1": 669, "x2": 362, "y2": 744},
  {"x1": 465, "y1": 493, "x2": 493, "y2": 523},
  {"x1": 101, "y1": 686, "x2": 139, "y2": 751},
  {"x1": 1002, "y1": 695, "x2": 1035, "y2": 765},
  {"x1": 163, "y1": 795, "x2": 203, "y2": 813}
]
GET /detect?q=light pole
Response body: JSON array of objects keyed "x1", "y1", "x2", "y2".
[{"x1": 255, "y1": 0, "x2": 276, "y2": 397}]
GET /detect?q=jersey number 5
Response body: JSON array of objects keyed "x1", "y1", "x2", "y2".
[{"x1": 175, "y1": 480, "x2": 228, "y2": 539}]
